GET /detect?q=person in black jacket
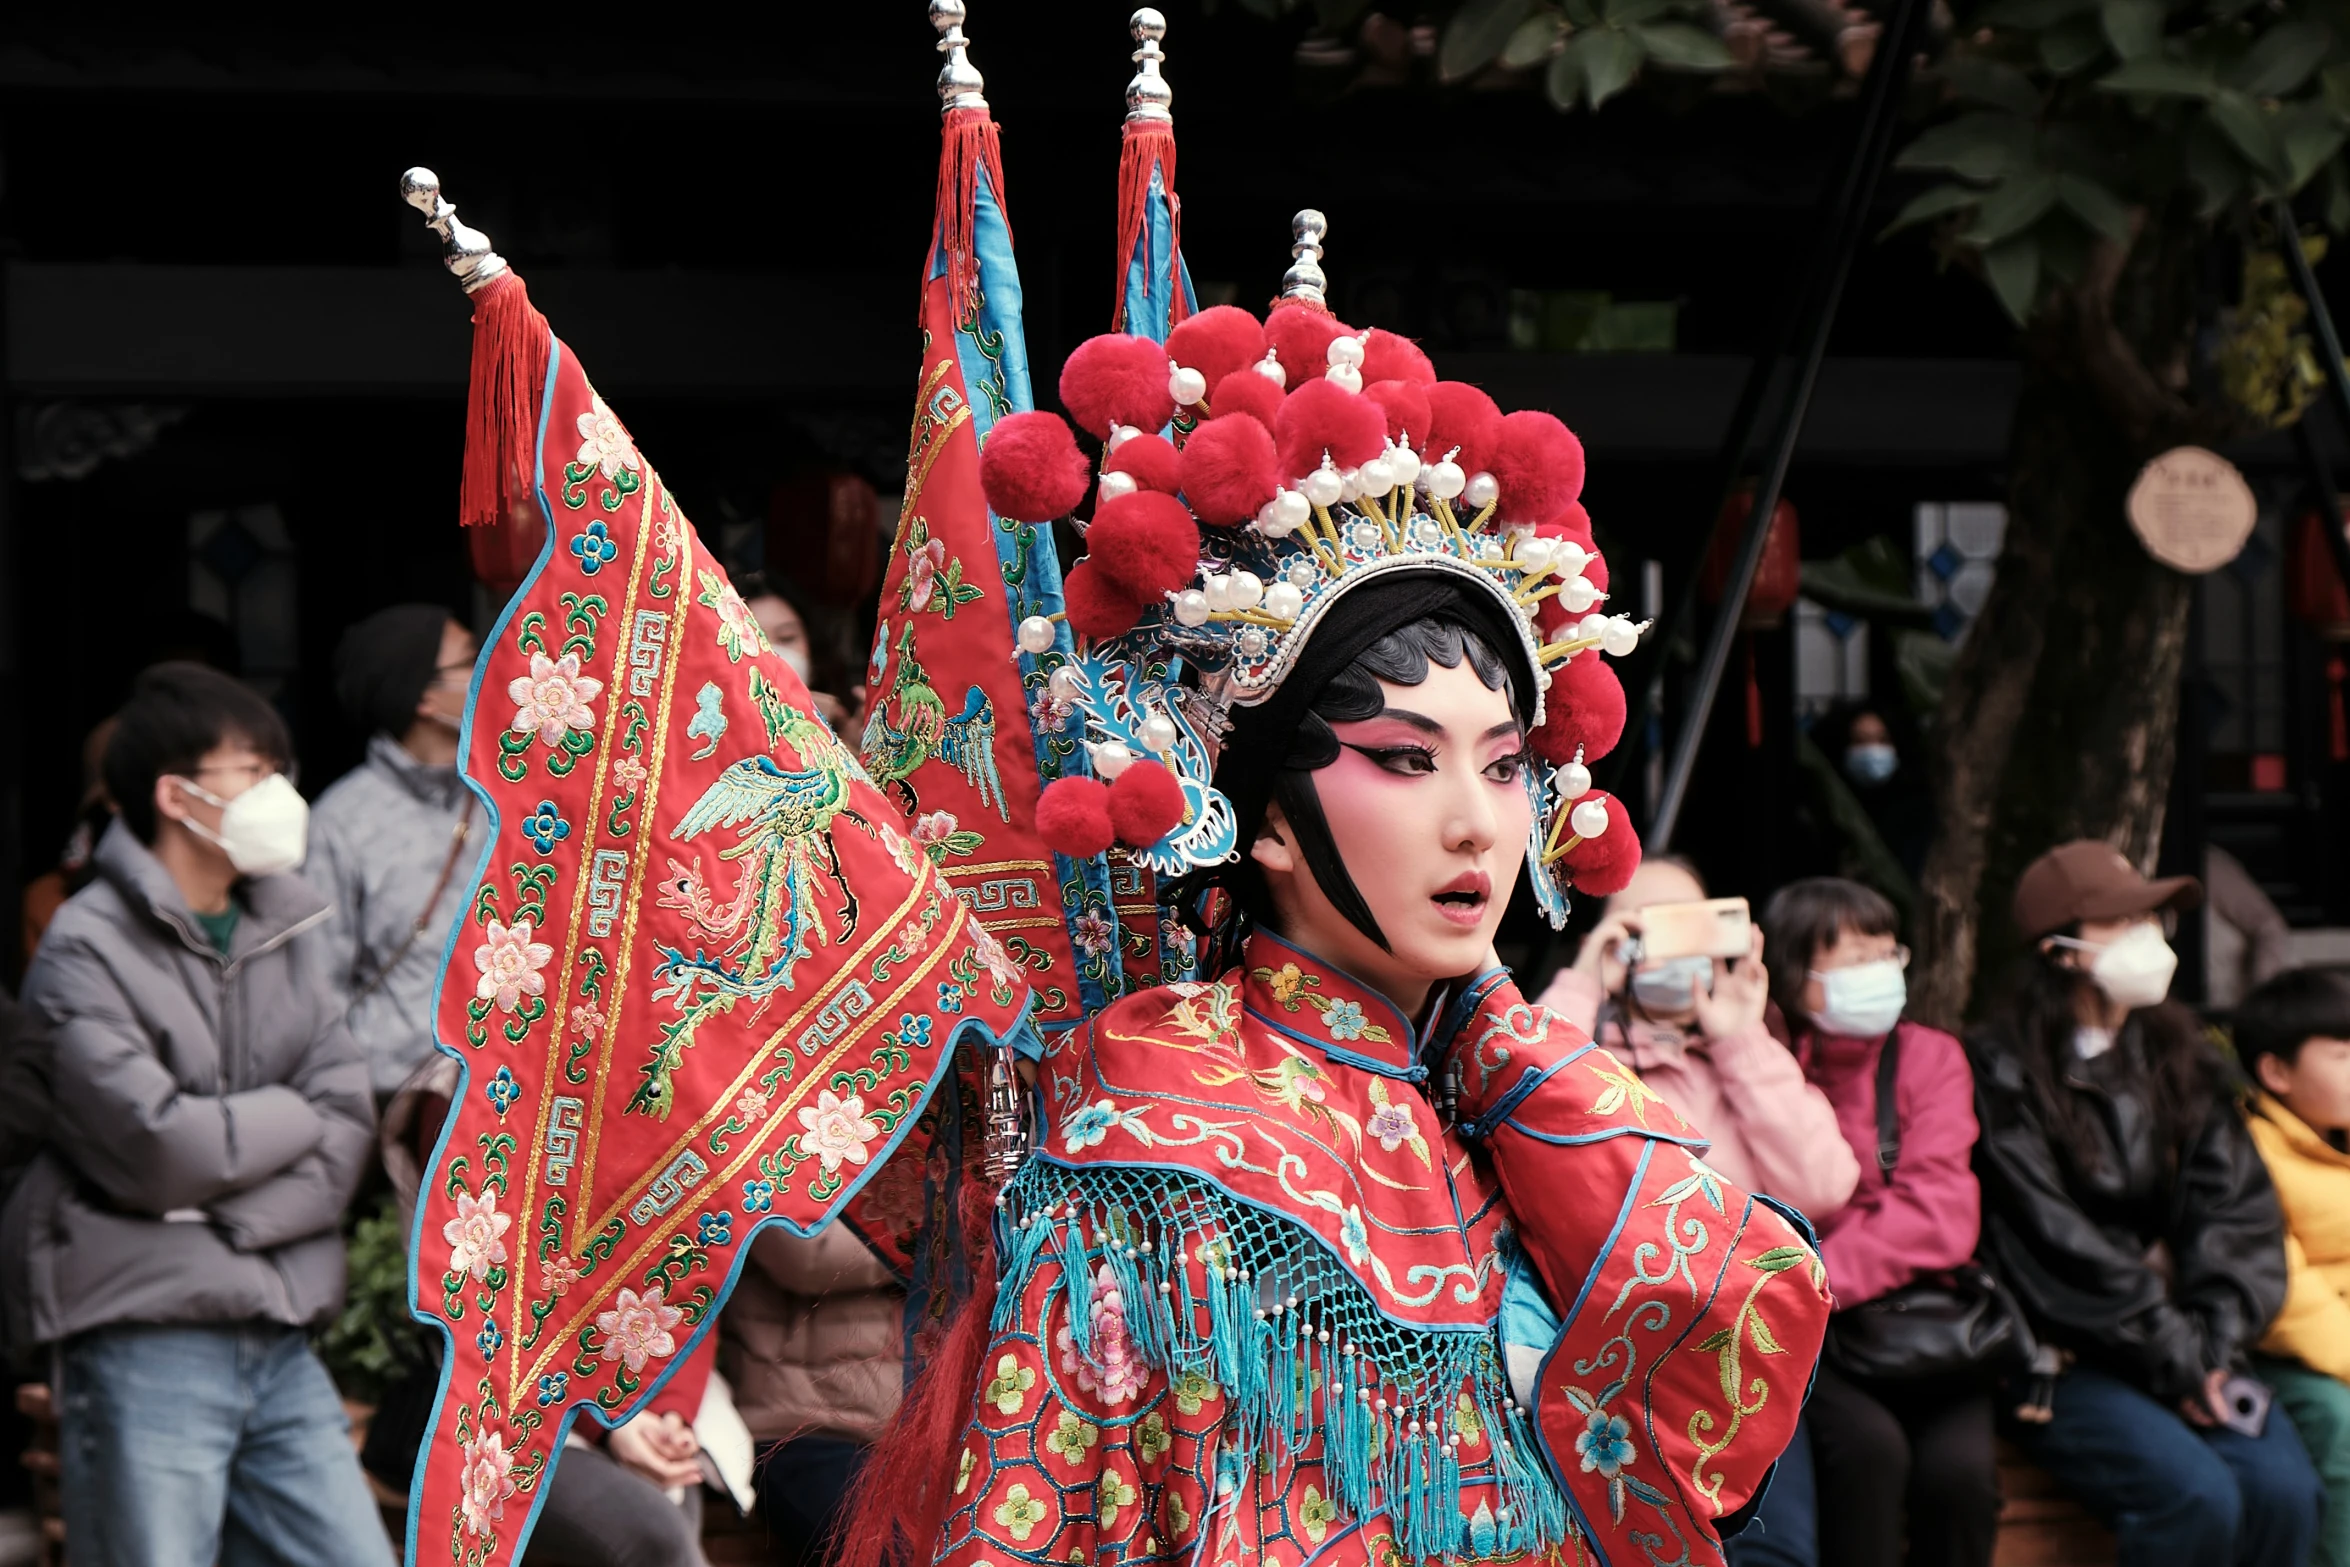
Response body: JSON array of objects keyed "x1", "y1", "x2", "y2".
[{"x1": 1971, "y1": 840, "x2": 2320, "y2": 1567}]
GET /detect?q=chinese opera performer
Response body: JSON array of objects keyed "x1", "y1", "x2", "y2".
[{"x1": 394, "y1": 8, "x2": 1830, "y2": 1567}]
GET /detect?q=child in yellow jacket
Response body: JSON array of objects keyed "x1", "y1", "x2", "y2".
[{"x1": 2241, "y1": 966, "x2": 2350, "y2": 1567}]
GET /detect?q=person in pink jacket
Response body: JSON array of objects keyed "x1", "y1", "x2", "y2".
[
  {"x1": 1761, "y1": 877, "x2": 1998, "y2": 1567},
  {"x1": 1537, "y1": 856, "x2": 1859, "y2": 1221}
]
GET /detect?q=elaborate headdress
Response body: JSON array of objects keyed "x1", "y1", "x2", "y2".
[{"x1": 979, "y1": 213, "x2": 1649, "y2": 924}]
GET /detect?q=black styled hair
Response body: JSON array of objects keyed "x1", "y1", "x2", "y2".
[
  {"x1": 2235, "y1": 967, "x2": 2350, "y2": 1080},
  {"x1": 1985, "y1": 921, "x2": 2220, "y2": 1169},
  {"x1": 1233, "y1": 614, "x2": 1519, "y2": 951},
  {"x1": 334, "y1": 603, "x2": 455, "y2": 739},
  {"x1": 104, "y1": 662, "x2": 293, "y2": 844},
  {"x1": 1761, "y1": 877, "x2": 1899, "y2": 1021}
]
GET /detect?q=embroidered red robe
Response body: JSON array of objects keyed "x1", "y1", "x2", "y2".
[{"x1": 937, "y1": 930, "x2": 1830, "y2": 1567}]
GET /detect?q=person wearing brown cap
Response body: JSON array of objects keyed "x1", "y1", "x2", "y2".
[{"x1": 1968, "y1": 839, "x2": 2320, "y2": 1567}]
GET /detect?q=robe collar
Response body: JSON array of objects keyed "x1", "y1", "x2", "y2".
[{"x1": 1235, "y1": 928, "x2": 1510, "y2": 1081}]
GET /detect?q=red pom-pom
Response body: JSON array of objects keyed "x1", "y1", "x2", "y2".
[
  {"x1": 1424, "y1": 382, "x2": 1503, "y2": 475},
  {"x1": 1561, "y1": 790, "x2": 1642, "y2": 897},
  {"x1": 1275, "y1": 378, "x2": 1388, "y2": 482},
  {"x1": 1108, "y1": 761, "x2": 1188, "y2": 847},
  {"x1": 1086, "y1": 491, "x2": 1199, "y2": 599},
  {"x1": 978, "y1": 410, "x2": 1090, "y2": 523},
  {"x1": 1106, "y1": 433, "x2": 1181, "y2": 496},
  {"x1": 1487, "y1": 410, "x2": 1587, "y2": 526},
  {"x1": 1166, "y1": 306, "x2": 1267, "y2": 391},
  {"x1": 1060, "y1": 334, "x2": 1175, "y2": 439},
  {"x1": 1063, "y1": 562, "x2": 1145, "y2": 640},
  {"x1": 1364, "y1": 380, "x2": 1432, "y2": 447},
  {"x1": 1540, "y1": 500, "x2": 1595, "y2": 550},
  {"x1": 1360, "y1": 329, "x2": 1436, "y2": 387},
  {"x1": 1533, "y1": 650, "x2": 1626, "y2": 765},
  {"x1": 1177, "y1": 414, "x2": 1280, "y2": 526},
  {"x1": 1209, "y1": 369, "x2": 1285, "y2": 428},
  {"x1": 1263, "y1": 304, "x2": 1352, "y2": 384},
  {"x1": 1038, "y1": 776, "x2": 1116, "y2": 857}
]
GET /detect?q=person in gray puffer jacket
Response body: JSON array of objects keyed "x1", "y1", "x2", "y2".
[
  {"x1": 308, "y1": 603, "x2": 479, "y2": 1097},
  {"x1": 2, "y1": 661, "x2": 392, "y2": 1567}
]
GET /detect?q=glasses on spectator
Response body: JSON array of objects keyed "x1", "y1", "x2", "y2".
[{"x1": 1809, "y1": 945, "x2": 1910, "y2": 977}]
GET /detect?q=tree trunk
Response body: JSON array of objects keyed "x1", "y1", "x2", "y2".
[{"x1": 1909, "y1": 232, "x2": 2212, "y2": 1029}]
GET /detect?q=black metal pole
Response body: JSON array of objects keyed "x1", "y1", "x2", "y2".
[
  {"x1": 1648, "y1": 0, "x2": 1928, "y2": 851},
  {"x1": 2276, "y1": 199, "x2": 2350, "y2": 604}
]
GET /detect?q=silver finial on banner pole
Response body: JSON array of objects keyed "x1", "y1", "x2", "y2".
[
  {"x1": 1281, "y1": 209, "x2": 1329, "y2": 308},
  {"x1": 399, "y1": 168, "x2": 509, "y2": 295},
  {"x1": 1126, "y1": 9, "x2": 1173, "y2": 125},
  {"x1": 932, "y1": 0, "x2": 988, "y2": 113}
]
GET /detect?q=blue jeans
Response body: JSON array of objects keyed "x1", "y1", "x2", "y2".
[
  {"x1": 1726, "y1": 1415, "x2": 1817, "y2": 1567},
  {"x1": 2010, "y1": 1366, "x2": 2325, "y2": 1567},
  {"x1": 58, "y1": 1323, "x2": 397, "y2": 1567}
]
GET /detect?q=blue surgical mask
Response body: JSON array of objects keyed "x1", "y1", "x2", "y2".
[
  {"x1": 1844, "y1": 743, "x2": 1898, "y2": 787},
  {"x1": 1630, "y1": 954, "x2": 1713, "y2": 1015}
]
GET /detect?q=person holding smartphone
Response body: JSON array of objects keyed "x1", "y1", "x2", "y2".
[{"x1": 1970, "y1": 842, "x2": 2320, "y2": 1567}]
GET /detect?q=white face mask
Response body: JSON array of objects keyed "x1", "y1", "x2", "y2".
[
  {"x1": 173, "y1": 773, "x2": 309, "y2": 877},
  {"x1": 1630, "y1": 954, "x2": 1713, "y2": 1015},
  {"x1": 778, "y1": 643, "x2": 813, "y2": 683},
  {"x1": 1810, "y1": 958, "x2": 1907, "y2": 1037},
  {"x1": 2054, "y1": 922, "x2": 2178, "y2": 1011}
]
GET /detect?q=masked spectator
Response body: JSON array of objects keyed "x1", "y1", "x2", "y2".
[
  {"x1": 1971, "y1": 840, "x2": 2319, "y2": 1567},
  {"x1": 2236, "y1": 966, "x2": 2350, "y2": 1567},
  {"x1": 1756, "y1": 877, "x2": 1998, "y2": 1567},
  {"x1": 737, "y1": 572, "x2": 850, "y2": 729},
  {"x1": 1540, "y1": 856, "x2": 1858, "y2": 1222},
  {"x1": 307, "y1": 605, "x2": 479, "y2": 1097},
  {"x1": 0, "y1": 661, "x2": 390, "y2": 1566}
]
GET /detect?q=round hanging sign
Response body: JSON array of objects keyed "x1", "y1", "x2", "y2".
[{"x1": 2126, "y1": 446, "x2": 2257, "y2": 574}]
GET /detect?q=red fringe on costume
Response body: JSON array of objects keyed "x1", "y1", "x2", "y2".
[
  {"x1": 1112, "y1": 120, "x2": 1187, "y2": 335},
  {"x1": 834, "y1": 1181, "x2": 1002, "y2": 1567},
  {"x1": 460, "y1": 272, "x2": 551, "y2": 531},
  {"x1": 935, "y1": 106, "x2": 1011, "y2": 326}
]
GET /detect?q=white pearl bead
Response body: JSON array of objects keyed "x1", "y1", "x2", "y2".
[
  {"x1": 1016, "y1": 615, "x2": 1056, "y2": 654},
  {"x1": 1300, "y1": 466, "x2": 1344, "y2": 508},
  {"x1": 1106, "y1": 423, "x2": 1141, "y2": 452},
  {"x1": 1600, "y1": 615, "x2": 1641, "y2": 657},
  {"x1": 1097, "y1": 469, "x2": 1138, "y2": 503},
  {"x1": 1570, "y1": 799, "x2": 1611, "y2": 839},
  {"x1": 1336, "y1": 466, "x2": 1362, "y2": 501},
  {"x1": 1559, "y1": 577, "x2": 1602, "y2": 614},
  {"x1": 1264, "y1": 582, "x2": 1304, "y2": 621},
  {"x1": 1577, "y1": 612, "x2": 1611, "y2": 643},
  {"x1": 1552, "y1": 542, "x2": 1590, "y2": 578},
  {"x1": 1326, "y1": 334, "x2": 1366, "y2": 368},
  {"x1": 1172, "y1": 589, "x2": 1211, "y2": 627},
  {"x1": 1202, "y1": 573, "x2": 1232, "y2": 611},
  {"x1": 1047, "y1": 665, "x2": 1083, "y2": 702},
  {"x1": 1464, "y1": 471, "x2": 1499, "y2": 509},
  {"x1": 1560, "y1": 761, "x2": 1592, "y2": 800},
  {"x1": 1226, "y1": 570, "x2": 1264, "y2": 610},
  {"x1": 1515, "y1": 537, "x2": 1554, "y2": 574},
  {"x1": 1323, "y1": 363, "x2": 1363, "y2": 394},
  {"x1": 1387, "y1": 444, "x2": 1422, "y2": 485},
  {"x1": 1140, "y1": 714, "x2": 1179, "y2": 753},
  {"x1": 1254, "y1": 352, "x2": 1286, "y2": 389},
  {"x1": 1287, "y1": 560, "x2": 1318, "y2": 590},
  {"x1": 1358, "y1": 457, "x2": 1394, "y2": 492},
  {"x1": 1168, "y1": 364, "x2": 1207, "y2": 406},
  {"x1": 1427, "y1": 461, "x2": 1466, "y2": 501},
  {"x1": 1092, "y1": 741, "x2": 1135, "y2": 779},
  {"x1": 1271, "y1": 490, "x2": 1311, "y2": 531}
]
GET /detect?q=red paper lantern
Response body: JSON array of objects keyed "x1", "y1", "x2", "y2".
[
  {"x1": 467, "y1": 487, "x2": 548, "y2": 602},
  {"x1": 1701, "y1": 488, "x2": 1801, "y2": 630},
  {"x1": 768, "y1": 470, "x2": 883, "y2": 605}
]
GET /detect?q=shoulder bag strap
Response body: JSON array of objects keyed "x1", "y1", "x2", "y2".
[
  {"x1": 348, "y1": 805, "x2": 474, "y2": 1007},
  {"x1": 1874, "y1": 1022, "x2": 1905, "y2": 1180}
]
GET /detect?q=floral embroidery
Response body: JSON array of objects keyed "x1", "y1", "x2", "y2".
[
  {"x1": 1588, "y1": 1056, "x2": 1668, "y2": 1122},
  {"x1": 1338, "y1": 1205, "x2": 1371, "y2": 1266},
  {"x1": 1264, "y1": 962, "x2": 1308, "y2": 1009},
  {"x1": 1063, "y1": 1098, "x2": 1151, "y2": 1153},
  {"x1": 612, "y1": 756, "x2": 649, "y2": 791},
  {"x1": 575, "y1": 396, "x2": 639, "y2": 482},
  {"x1": 697, "y1": 1211, "x2": 734, "y2": 1247},
  {"x1": 595, "y1": 1286, "x2": 683, "y2": 1373},
  {"x1": 1054, "y1": 1264, "x2": 1148, "y2": 1406},
  {"x1": 569, "y1": 520, "x2": 619, "y2": 575},
  {"x1": 444, "y1": 1187, "x2": 510, "y2": 1282},
  {"x1": 898, "y1": 518, "x2": 984, "y2": 619},
  {"x1": 697, "y1": 570, "x2": 769, "y2": 663},
  {"x1": 910, "y1": 808, "x2": 983, "y2": 863},
  {"x1": 796, "y1": 1089, "x2": 882, "y2": 1174},
  {"x1": 507, "y1": 651, "x2": 602, "y2": 748},
  {"x1": 903, "y1": 535, "x2": 945, "y2": 612},
  {"x1": 1030, "y1": 689, "x2": 1074, "y2": 732},
  {"x1": 458, "y1": 1424, "x2": 518, "y2": 1538},
  {"x1": 994, "y1": 1482, "x2": 1049, "y2": 1542},
  {"x1": 474, "y1": 918, "x2": 553, "y2": 1013},
  {"x1": 938, "y1": 980, "x2": 966, "y2": 1015},
  {"x1": 1575, "y1": 1409, "x2": 1635, "y2": 1479},
  {"x1": 984, "y1": 1354, "x2": 1037, "y2": 1415},
  {"x1": 1366, "y1": 1098, "x2": 1413, "y2": 1150},
  {"x1": 1323, "y1": 998, "x2": 1369, "y2": 1041},
  {"x1": 520, "y1": 800, "x2": 572, "y2": 853},
  {"x1": 896, "y1": 1013, "x2": 934, "y2": 1050},
  {"x1": 1045, "y1": 1412, "x2": 1100, "y2": 1465},
  {"x1": 1299, "y1": 1484, "x2": 1341, "y2": 1544},
  {"x1": 535, "y1": 1373, "x2": 569, "y2": 1406},
  {"x1": 475, "y1": 1320, "x2": 504, "y2": 1356},
  {"x1": 1170, "y1": 1369, "x2": 1221, "y2": 1416},
  {"x1": 1165, "y1": 1491, "x2": 1194, "y2": 1537},
  {"x1": 569, "y1": 1002, "x2": 607, "y2": 1041},
  {"x1": 882, "y1": 823, "x2": 924, "y2": 878},
  {"x1": 1071, "y1": 910, "x2": 1115, "y2": 958},
  {"x1": 955, "y1": 1446, "x2": 978, "y2": 1494},
  {"x1": 741, "y1": 1179, "x2": 775, "y2": 1213},
  {"x1": 542, "y1": 1254, "x2": 583, "y2": 1296},
  {"x1": 972, "y1": 927, "x2": 1024, "y2": 992},
  {"x1": 1454, "y1": 1390, "x2": 1485, "y2": 1444},
  {"x1": 734, "y1": 1087, "x2": 772, "y2": 1122},
  {"x1": 484, "y1": 1066, "x2": 521, "y2": 1115},
  {"x1": 1097, "y1": 1469, "x2": 1137, "y2": 1531},
  {"x1": 1136, "y1": 1411, "x2": 1171, "y2": 1464}
]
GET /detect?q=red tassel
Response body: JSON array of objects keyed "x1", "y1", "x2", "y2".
[
  {"x1": 1112, "y1": 121, "x2": 1187, "y2": 335},
  {"x1": 935, "y1": 107, "x2": 1010, "y2": 325},
  {"x1": 833, "y1": 1179, "x2": 1001, "y2": 1567},
  {"x1": 459, "y1": 272, "x2": 551, "y2": 531}
]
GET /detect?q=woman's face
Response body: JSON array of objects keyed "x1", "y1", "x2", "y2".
[
  {"x1": 1799, "y1": 924, "x2": 1903, "y2": 1020},
  {"x1": 1252, "y1": 658, "x2": 1531, "y2": 1014},
  {"x1": 747, "y1": 593, "x2": 812, "y2": 678}
]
